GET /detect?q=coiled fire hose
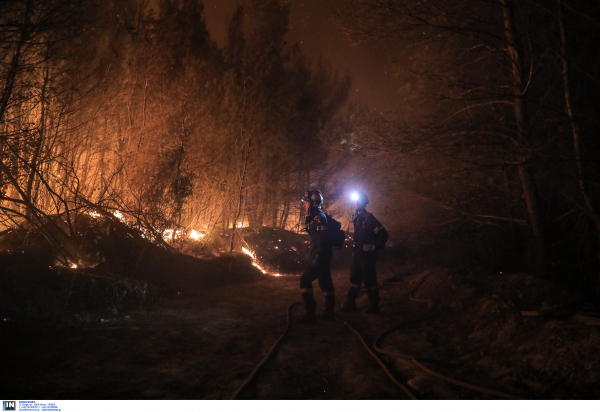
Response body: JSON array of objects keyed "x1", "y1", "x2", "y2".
[
  {"x1": 231, "y1": 302, "x2": 299, "y2": 400},
  {"x1": 375, "y1": 269, "x2": 525, "y2": 400}
]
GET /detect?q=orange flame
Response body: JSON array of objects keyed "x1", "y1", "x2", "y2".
[{"x1": 242, "y1": 247, "x2": 281, "y2": 276}]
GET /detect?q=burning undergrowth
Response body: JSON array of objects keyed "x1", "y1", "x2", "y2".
[
  {"x1": 176, "y1": 225, "x2": 355, "y2": 277},
  {"x1": 167, "y1": 226, "x2": 313, "y2": 276},
  {"x1": 241, "y1": 227, "x2": 312, "y2": 275},
  {"x1": 0, "y1": 215, "x2": 264, "y2": 323}
]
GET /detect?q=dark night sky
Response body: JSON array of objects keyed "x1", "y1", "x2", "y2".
[{"x1": 202, "y1": 0, "x2": 404, "y2": 111}]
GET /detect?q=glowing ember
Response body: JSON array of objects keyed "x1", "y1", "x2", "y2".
[{"x1": 70, "y1": 263, "x2": 77, "y2": 269}]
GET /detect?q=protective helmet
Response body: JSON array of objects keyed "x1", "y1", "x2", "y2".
[
  {"x1": 355, "y1": 191, "x2": 369, "y2": 206},
  {"x1": 303, "y1": 189, "x2": 323, "y2": 207}
]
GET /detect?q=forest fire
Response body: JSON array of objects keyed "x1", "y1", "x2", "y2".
[
  {"x1": 188, "y1": 230, "x2": 205, "y2": 240},
  {"x1": 242, "y1": 247, "x2": 282, "y2": 277},
  {"x1": 3, "y1": 0, "x2": 600, "y2": 402},
  {"x1": 105, "y1": 210, "x2": 206, "y2": 243}
]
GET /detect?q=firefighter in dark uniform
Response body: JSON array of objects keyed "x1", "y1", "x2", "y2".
[
  {"x1": 341, "y1": 191, "x2": 388, "y2": 314},
  {"x1": 297, "y1": 189, "x2": 335, "y2": 324}
]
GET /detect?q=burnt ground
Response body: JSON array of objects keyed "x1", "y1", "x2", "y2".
[{"x1": 3, "y1": 245, "x2": 600, "y2": 400}]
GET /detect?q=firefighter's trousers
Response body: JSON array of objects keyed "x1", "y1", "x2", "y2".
[{"x1": 300, "y1": 249, "x2": 334, "y2": 293}]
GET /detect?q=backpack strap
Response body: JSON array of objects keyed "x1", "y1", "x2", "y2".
[
  {"x1": 363, "y1": 212, "x2": 372, "y2": 229},
  {"x1": 313, "y1": 214, "x2": 328, "y2": 230}
]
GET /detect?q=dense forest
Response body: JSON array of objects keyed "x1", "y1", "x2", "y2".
[
  {"x1": 2, "y1": 0, "x2": 600, "y2": 298},
  {"x1": 0, "y1": 0, "x2": 351, "y2": 258},
  {"x1": 332, "y1": 0, "x2": 600, "y2": 297}
]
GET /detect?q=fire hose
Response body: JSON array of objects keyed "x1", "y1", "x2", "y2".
[
  {"x1": 230, "y1": 301, "x2": 415, "y2": 400},
  {"x1": 374, "y1": 269, "x2": 525, "y2": 400},
  {"x1": 231, "y1": 270, "x2": 525, "y2": 400},
  {"x1": 371, "y1": 319, "x2": 524, "y2": 399},
  {"x1": 336, "y1": 317, "x2": 418, "y2": 399},
  {"x1": 231, "y1": 302, "x2": 299, "y2": 400}
]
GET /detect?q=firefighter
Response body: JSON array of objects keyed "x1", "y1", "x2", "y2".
[
  {"x1": 297, "y1": 189, "x2": 335, "y2": 324},
  {"x1": 341, "y1": 191, "x2": 388, "y2": 314}
]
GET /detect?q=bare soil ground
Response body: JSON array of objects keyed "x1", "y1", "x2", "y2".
[{"x1": 3, "y1": 248, "x2": 600, "y2": 400}]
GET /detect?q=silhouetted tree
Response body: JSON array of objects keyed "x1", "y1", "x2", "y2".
[{"x1": 335, "y1": 0, "x2": 600, "y2": 286}]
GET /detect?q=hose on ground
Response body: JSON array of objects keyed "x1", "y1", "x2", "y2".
[
  {"x1": 231, "y1": 299, "x2": 417, "y2": 400},
  {"x1": 337, "y1": 317, "x2": 418, "y2": 400},
  {"x1": 408, "y1": 271, "x2": 432, "y2": 303},
  {"x1": 231, "y1": 302, "x2": 299, "y2": 400},
  {"x1": 372, "y1": 328, "x2": 524, "y2": 399},
  {"x1": 231, "y1": 268, "x2": 525, "y2": 400},
  {"x1": 376, "y1": 268, "x2": 525, "y2": 400}
]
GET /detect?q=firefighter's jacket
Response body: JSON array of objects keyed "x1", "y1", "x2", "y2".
[
  {"x1": 306, "y1": 207, "x2": 333, "y2": 265},
  {"x1": 352, "y1": 211, "x2": 388, "y2": 257}
]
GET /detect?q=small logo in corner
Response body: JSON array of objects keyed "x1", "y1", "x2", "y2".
[{"x1": 3, "y1": 401, "x2": 16, "y2": 411}]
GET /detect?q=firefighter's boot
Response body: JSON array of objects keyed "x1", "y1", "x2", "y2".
[
  {"x1": 296, "y1": 292, "x2": 317, "y2": 325},
  {"x1": 340, "y1": 286, "x2": 359, "y2": 312},
  {"x1": 318, "y1": 293, "x2": 335, "y2": 321},
  {"x1": 365, "y1": 288, "x2": 380, "y2": 314}
]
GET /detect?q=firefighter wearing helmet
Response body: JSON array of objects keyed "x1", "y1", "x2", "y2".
[
  {"x1": 297, "y1": 189, "x2": 335, "y2": 324},
  {"x1": 341, "y1": 191, "x2": 389, "y2": 314}
]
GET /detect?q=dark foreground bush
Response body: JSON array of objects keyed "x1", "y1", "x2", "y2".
[{"x1": 0, "y1": 217, "x2": 264, "y2": 323}]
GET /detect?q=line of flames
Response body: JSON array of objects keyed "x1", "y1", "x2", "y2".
[
  {"x1": 97, "y1": 210, "x2": 208, "y2": 242},
  {"x1": 242, "y1": 247, "x2": 281, "y2": 277},
  {"x1": 88, "y1": 210, "x2": 280, "y2": 277}
]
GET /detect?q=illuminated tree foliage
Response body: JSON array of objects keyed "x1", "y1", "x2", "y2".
[{"x1": 0, "y1": 0, "x2": 350, "y2": 260}]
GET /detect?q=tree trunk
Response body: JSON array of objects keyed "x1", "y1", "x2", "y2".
[
  {"x1": 518, "y1": 164, "x2": 546, "y2": 274},
  {"x1": 25, "y1": 60, "x2": 50, "y2": 219},
  {"x1": 279, "y1": 200, "x2": 289, "y2": 228},
  {"x1": 230, "y1": 80, "x2": 251, "y2": 252},
  {"x1": 230, "y1": 146, "x2": 249, "y2": 252},
  {"x1": 500, "y1": 0, "x2": 547, "y2": 275},
  {"x1": 271, "y1": 180, "x2": 278, "y2": 227},
  {"x1": 0, "y1": 0, "x2": 32, "y2": 123},
  {"x1": 502, "y1": 166, "x2": 523, "y2": 267},
  {"x1": 557, "y1": 0, "x2": 600, "y2": 293}
]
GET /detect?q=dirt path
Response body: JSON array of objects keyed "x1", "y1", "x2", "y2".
[
  {"x1": 4, "y1": 261, "x2": 600, "y2": 400},
  {"x1": 4, "y1": 266, "x2": 418, "y2": 400}
]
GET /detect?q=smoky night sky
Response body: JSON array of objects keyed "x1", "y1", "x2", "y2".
[{"x1": 202, "y1": 0, "x2": 403, "y2": 111}]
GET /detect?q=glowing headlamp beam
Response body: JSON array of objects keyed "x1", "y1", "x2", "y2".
[{"x1": 351, "y1": 192, "x2": 359, "y2": 201}]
